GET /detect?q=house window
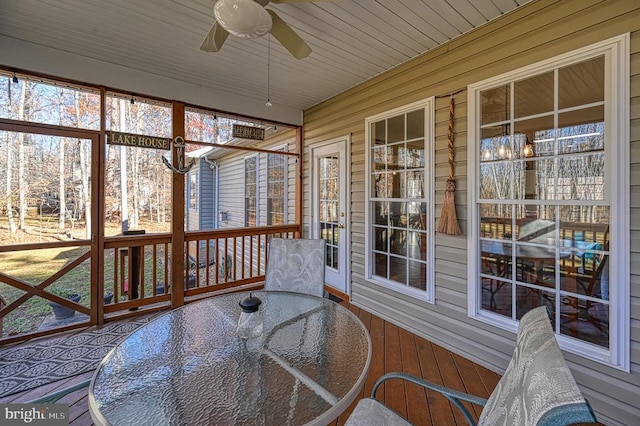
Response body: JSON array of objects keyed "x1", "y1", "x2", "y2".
[
  {"x1": 468, "y1": 35, "x2": 629, "y2": 369},
  {"x1": 365, "y1": 99, "x2": 434, "y2": 301},
  {"x1": 189, "y1": 174, "x2": 197, "y2": 209},
  {"x1": 245, "y1": 156, "x2": 258, "y2": 227},
  {"x1": 267, "y1": 148, "x2": 287, "y2": 225}
]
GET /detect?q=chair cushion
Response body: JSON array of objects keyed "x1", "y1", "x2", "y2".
[
  {"x1": 345, "y1": 398, "x2": 412, "y2": 426},
  {"x1": 265, "y1": 238, "x2": 325, "y2": 297},
  {"x1": 478, "y1": 307, "x2": 593, "y2": 426}
]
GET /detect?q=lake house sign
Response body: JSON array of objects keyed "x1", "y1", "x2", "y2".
[{"x1": 107, "y1": 131, "x2": 171, "y2": 150}]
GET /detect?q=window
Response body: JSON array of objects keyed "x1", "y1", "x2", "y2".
[
  {"x1": 189, "y1": 174, "x2": 197, "y2": 209},
  {"x1": 468, "y1": 35, "x2": 629, "y2": 369},
  {"x1": 267, "y1": 148, "x2": 287, "y2": 225},
  {"x1": 365, "y1": 99, "x2": 434, "y2": 301},
  {"x1": 245, "y1": 155, "x2": 258, "y2": 227}
]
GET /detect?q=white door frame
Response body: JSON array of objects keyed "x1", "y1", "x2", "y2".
[{"x1": 309, "y1": 136, "x2": 350, "y2": 296}]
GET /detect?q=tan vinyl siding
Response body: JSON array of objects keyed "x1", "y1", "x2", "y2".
[{"x1": 303, "y1": 0, "x2": 640, "y2": 424}]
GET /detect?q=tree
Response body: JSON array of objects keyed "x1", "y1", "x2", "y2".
[
  {"x1": 119, "y1": 99, "x2": 129, "y2": 232},
  {"x1": 17, "y1": 81, "x2": 27, "y2": 231},
  {"x1": 4, "y1": 131, "x2": 16, "y2": 233},
  {"x1": 58, "y1": 88, "x2": 67, "y2": 230}
]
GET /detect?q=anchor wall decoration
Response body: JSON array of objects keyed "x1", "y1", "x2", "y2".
[{"x1": 162, "y1": 136, "x2": 194, "y2": 175}]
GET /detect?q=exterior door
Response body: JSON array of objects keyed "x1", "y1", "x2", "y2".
[
  {"x1": 0, "y1": 123, "x2": 100, "y2": 339},
  {"x1": 311, "y1": 138, "x2": 348, "y2": 294}
]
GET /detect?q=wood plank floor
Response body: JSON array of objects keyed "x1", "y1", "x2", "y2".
[{"x1": 0, "y1": 302, "x2": 501, "y2": 425}]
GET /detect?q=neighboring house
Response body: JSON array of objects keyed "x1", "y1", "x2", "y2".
[
  {"x1": 302, "y1": 2, "x2": 639, "y2": 424},
  {"x1": 185, "y1": 131, "x2": 298, "y2": 278},
  {"x1": 185, "y1": 132, "x2": 297, "y2": 232},
  {"x1": 186, "y1": 146, "x2": 216, "y2": 232}
]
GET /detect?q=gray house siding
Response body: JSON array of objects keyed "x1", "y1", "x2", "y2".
[
  {"x1": 217, "y1": 150, "x2": 249, "y2": 229},
  {"x1": 209, "y1": 132, "x2": 298, "y2": 276},
  {"x1": 186, "y1": 167, "x2": 199, "y2": 232},
  {"x1": 198, "y1": 160, "x2": 215, "y2": 230},
  {"x1": 302, "y1": 1, "x2": 640, "y2": 424},
  {"x1": 185, "y1": 161, "x2": 214, "y2": 231},
  {"x1": 217, "y1": 135, "x2": 298, "y2": 229}
]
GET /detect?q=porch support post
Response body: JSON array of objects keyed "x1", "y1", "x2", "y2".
[
  {"x1": 296, "y1": 126, "x2": 303, "y2": 238},
  {"x1": 171, "y1": 101, "x2": 185, "y2": 307},
  {"x1": 94, "y1": 87, "x2": 107, "y2": 325}
]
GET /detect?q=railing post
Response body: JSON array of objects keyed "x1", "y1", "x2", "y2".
[
  {"x1": 94, "y1": 89, "x2": 107, "y2": 326},
  {"x1": 171, "y1": 101, "x2": 186, "y2": 307}
]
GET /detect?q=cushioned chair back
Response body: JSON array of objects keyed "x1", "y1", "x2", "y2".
[
  {"x1": 265, "y1": 238, "x2": 325, "y2": 297},
  {"x1": 478, "y1": 306, "x2": 596, "y2": 426}
]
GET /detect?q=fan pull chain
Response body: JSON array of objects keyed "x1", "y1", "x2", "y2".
[{"x1": 266, "y1": 35, "x2": 272, "y2": 107}]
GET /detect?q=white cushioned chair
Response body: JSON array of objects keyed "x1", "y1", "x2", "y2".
[
  {"x1": 346, "y1": 306, "x2": 597, "y2": 426},
  {"x1": 264, "y1": 238, "x2": 326, "y2": 297}
]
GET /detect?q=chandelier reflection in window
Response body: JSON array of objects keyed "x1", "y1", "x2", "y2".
[{"x1": 481, "y1": 132, "x2": 535, "y2": 160}]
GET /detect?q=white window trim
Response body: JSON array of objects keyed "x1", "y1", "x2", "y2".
[
  {"x1": 466, "y1": 34, "x2": 630, "y2": 370},
  {"x1": 244, "y1": 154, "x2": 259, "y2": 227},
  {"x1": 364, "y1": 98, "x2": 435, "y2": 303},
  {"x1": 266, "y1": 144, "x2": 288, "y2": 225}
]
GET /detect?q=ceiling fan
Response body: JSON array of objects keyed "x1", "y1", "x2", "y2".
[{"x1": 200, "y1": 0, "x2": 319, "y2": 59}]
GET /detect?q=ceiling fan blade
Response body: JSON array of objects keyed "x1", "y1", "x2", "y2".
[
  {"x1": 266, "y1": 9, "x2": 311, "y2": 59},
  {"x1": 200, "y1": 21, "x2": 230, "y2": 52}
]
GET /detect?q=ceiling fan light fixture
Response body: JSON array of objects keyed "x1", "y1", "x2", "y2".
[{"x1": 214, "y1": 0, "x2": 272, "y2": 39}]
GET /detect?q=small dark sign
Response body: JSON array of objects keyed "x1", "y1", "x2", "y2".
[
  {"x1": 107, "y1": 131, "x2": 171, "y2": 150},
  {"x1": 232, "y1": 124, "x2": 265, "y2": 140}
]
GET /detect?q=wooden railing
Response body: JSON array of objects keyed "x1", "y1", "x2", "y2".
[
  {"x1": 183, "y1": 224, "x2": 301, "y2": 297},
  {"x1": 103, "y1": 233, "x2": 173, "y2": 313},
  {"x1": 0, "y1": 240, "x2": 93, "y2": 344},
  {"x1": 102, "y1": 224, "x2": 301, "y2": 314},
  {"x1": 0, "y1": 225, "x2": 301, "y2": 343},
  {"x1": 480, "y1": 217, "x2": 609, "y2": 246}
]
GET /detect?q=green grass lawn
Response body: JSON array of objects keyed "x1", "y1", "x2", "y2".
[
  {"x1": 0, "y1": 215, "x2": 172, "y2": 337},
  {"x1": 0, "y1": 244, "x2": 171, "y2": 337},
  {"x1": 0, "y1": 246, "x2": 94, "y2": 336}
]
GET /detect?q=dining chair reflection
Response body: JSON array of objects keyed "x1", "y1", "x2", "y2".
[{"x1": 559, "y1": 253, "x2": 609, "y2": 339}]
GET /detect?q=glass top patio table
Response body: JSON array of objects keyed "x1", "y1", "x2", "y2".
[
  {"x1": 482, "y1": 239, "x2": 598, "y2": 260},
  {"x1": 88, "y1": 291, "x2": 371, "y2": 426}
]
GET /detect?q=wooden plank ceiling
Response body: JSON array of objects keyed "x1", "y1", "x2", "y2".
[{"x1": 0, "y1": 0, "x2": 532, "y2": 112}]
